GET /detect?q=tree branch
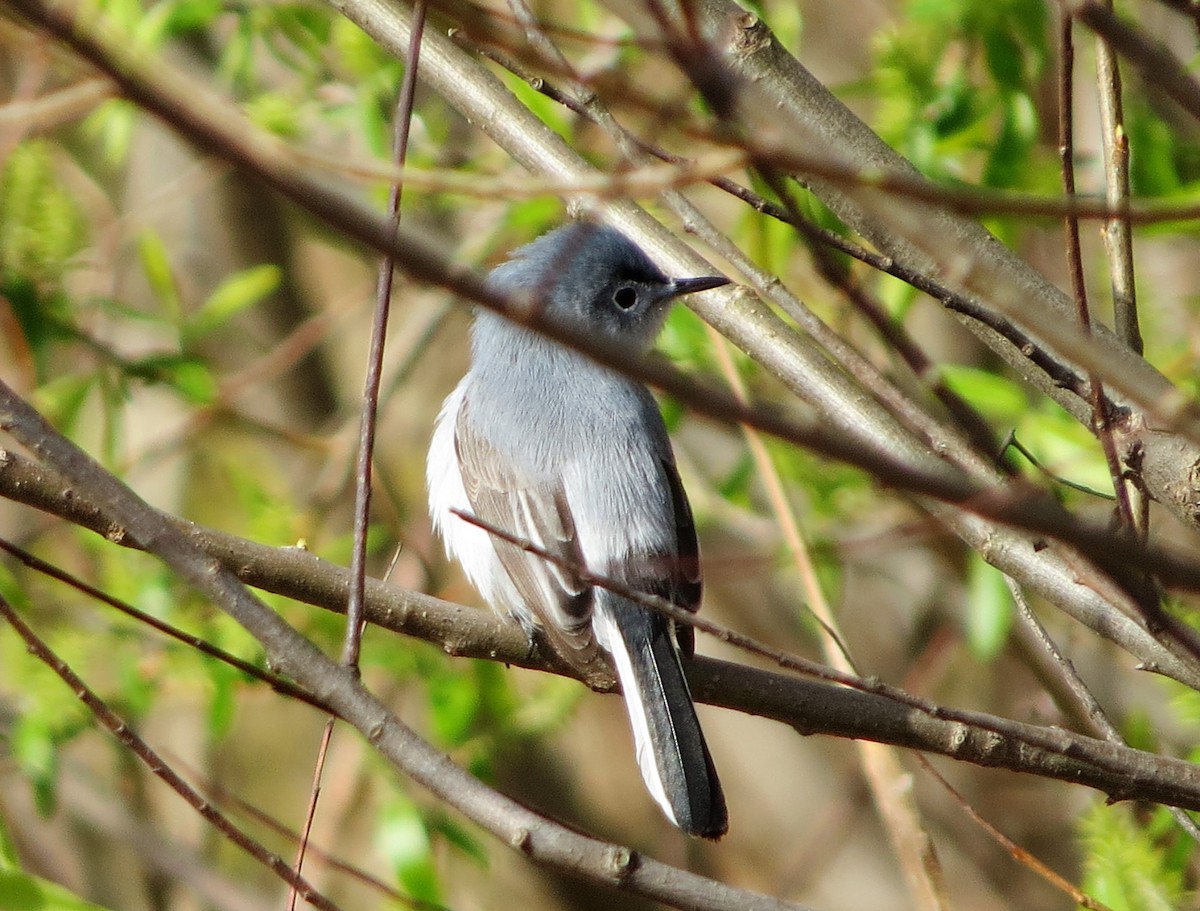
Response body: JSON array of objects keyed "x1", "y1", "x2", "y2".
[{"x1": 5, "y1": 444, "x2": 1200, "y2": 812}]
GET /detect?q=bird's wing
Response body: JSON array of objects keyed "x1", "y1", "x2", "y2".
[
  {"x1": 661, "y1": 456, "x2": 702, "y2": 610},
  {"x1": 454, "y1": 397, "x2": 599, "y2": 668},
  {"x1": 659, "y1": 456, "x2": 702, "y2": 656}
]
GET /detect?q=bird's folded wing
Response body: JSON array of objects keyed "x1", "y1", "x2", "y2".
[
  {"x1": 454, "y1": 403, "x2": 598, "y2": 667},
  {"x1": 658, "y1": 456, "x2": 702, "y2": 656}
]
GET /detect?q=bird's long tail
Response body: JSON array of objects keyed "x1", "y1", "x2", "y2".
[{"x1": 594, "y1": 592, "x2": 727, "y2": 839}]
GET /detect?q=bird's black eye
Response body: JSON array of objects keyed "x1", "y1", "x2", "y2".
[{"x1": 613, "y1": 286, "x2": 638, "y2": 310}]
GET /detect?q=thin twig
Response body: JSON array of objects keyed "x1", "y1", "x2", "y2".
[
  {"x1": 469, "y1": 21, "x2": 1026, "y2": 510},
  {"x1": 509, "y1": 0, "x2": 949, "y2": 887},
  {"x1": 453, "y1": 6, "x2": 1200, "y2": 223},
  {"x1": 708, "y1": 335, "x2": 949, "y2": 911},
  {"x1": 1090, "y1": 0, "x2": 1149, "y2": 541},
  {"x1": 296, "y1": 4, "x2": 429, "y2": 905},
  {"x1": 917, "y1": 756, "x2": 1114, "y2": 911},
  {"x1": 170, "y1": 756, "x2": 441, "y2": 908},
  {"x1": 344, "y1": 0, "x2": 427, "y2": 670},
  {"x1": 16, "y1": 0, "x2": 1200, "y2": 792},
  {"x1": 778, "y1": 197, "x2": 1001, "y2": 460},
  {"x1": 447, "y1": 506, "x2": 1200, "y2": 800},
  {"x1": 4, "y1": 405, "x2": 1200, "y2": 685},
  {"x1": 0, "y1": 386, "x2": 820, "y2": 911},
  {"x1": 16, "y1": 0, "x2": 1200, "y2": 608},
  {"x1": 289, "y1": 720, "x2": 336, "y2": 911},
  {"x1": 1000, "y1": 431, "x2": 1116, "y2": 500},
  {"x1": 458, "y1": 34, "x2": 1103, "y2": 410},
  {"x1": 1064, "y1": 0, "x2": 1200, "y2": 124}
]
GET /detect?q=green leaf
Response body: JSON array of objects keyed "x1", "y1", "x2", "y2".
[
  {"x1": 717, "y1": 451, "x2": 755, "y2": 507},
  {"x1": 509, "y1": 674, "x2": 582, "y2": 738},
  {"x1": 161, "y1": 0, "x2": 222, "y2": 34},
  {"x1": 940, "y1": 365, "x2": 1027, "y2": 425},
  {"x1": 1, "y1": 277, "x2": 51, "y2": 367},
  {"x1": 499, "y1": 70, "x2": 572, "y2": 141},
  {"x1": 0, "y1": 869, "x2": 116, "y2": 911},
  {"x1": 185, "y1": 264, "x2": 281, "y2": 342},
  {"x1": 126, "y1": 354, "x2": 217, "y2": 404},
  {"x1": 659, "y1": 304, "x2": 713, "y2": 373},
  {"x1": 1127, "y1": 93, "x2": 1196, "y2": 197},
  {"x1": 215, "y1": 16, "x2": 256, "y2": 88},
  {"x1": 319, "y1": 524, "x2": 392, "y2": 566},
  {"x1": 501, "y1": 200, "x2": 562, "y2": 240},
  {"x1": 377, "y1": 795, "x2": 441, "y2": 904},
  {"x1": 330, "y1": 16, "x2": 389, "y2": 81},
  {"x1": 11, "y1": 715, "x2": 61, "y2": 817},
  {"x1": 426, "y1": 667, "x2": 481, "y2": 746},
  {"x1": 982, "y1": 28, "x2": 1025, "y2": 91},
  {"x1": 0, "y1": 564, "x2": 31, "y2": 616},
  {"x1": 1016, "y1": 407, "x2": 1112, "y2": 494},
  {"x1": 136, "y1": 231, "x2": 181, "y2": 318},
  {"x1": 429, "y1": 812, "x2": 488, "y2": 867},
  {"x1": 132, "y1": 0, "x2": 177, "y2": 47},
  {"x1": 983, "y1": 92, "x2": 1038, "y2": 189},
  {"x1": 929, "y1": 74, "x2": 978, "y2": 140},
  {"x1": 0, "y1": 804, "x2": 19, "y2": 869},
  {"x1": 243, "y1": 93, "x2": 303, "y2": 139},
  {"x1": 964, "y1": 554, "x2": 1012, "y2": 660},
  {"x1": 31, "y1": 375, "x2": 94, "y2": 434},
  {"x1": 84, "y1": 98, "x2": 137, "y2": 164},
  {"x1": 111, "y1": 640, "x2": 158, "y2": 722},
  {"x1": 206, "y1": 660, "x2": 239, "y2": 740},
  {"x1": 266, "y1": 5, "x2": 332, "y2": 65}
]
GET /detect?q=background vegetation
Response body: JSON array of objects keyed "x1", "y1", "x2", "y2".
[{"x1": 4, "y1": 0, "x2": 1200, "y2": 909}]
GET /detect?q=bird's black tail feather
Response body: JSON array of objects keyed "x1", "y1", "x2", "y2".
[{"x1": 596, "y1": 593, "x2": 727, "y2": 839}]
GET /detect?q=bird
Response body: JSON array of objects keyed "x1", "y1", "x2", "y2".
[{"x1": 427, "y1": 221, "x2": 729, "y2": 838}]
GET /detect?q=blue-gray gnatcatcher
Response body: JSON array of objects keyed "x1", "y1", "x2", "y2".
[{"x1": 427, "y1": 222, "x2": 729, "y2": 838}]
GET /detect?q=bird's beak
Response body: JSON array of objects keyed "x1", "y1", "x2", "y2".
[{"x1": 671, "y1": 275, "x2": 730, "y2": 297}]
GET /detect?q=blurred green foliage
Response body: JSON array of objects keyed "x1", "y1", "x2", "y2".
[
  {"x1": 873, "y1": 0, "x2": 1049, "y2": 190},
  {"x1": 0, "y1": 141, "x2": 88, "y2": 285},
  {"x1": 1079, "y1": 802, "x2": 1188, "y2": 911},
  {"x1": 2, "y1": 0, "x2": 1200, "y2": 906}
]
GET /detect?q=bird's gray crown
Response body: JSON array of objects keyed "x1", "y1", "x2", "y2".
[{"x1": 483, "y1": 222, "x2": 678, "y2": 349}]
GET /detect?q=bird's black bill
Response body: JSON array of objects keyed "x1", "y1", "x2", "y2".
[{"x1": 671, "y1": 275, "x2": 730, "y2": 296}]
